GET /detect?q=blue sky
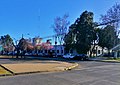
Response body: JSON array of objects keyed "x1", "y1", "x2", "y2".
[{"x1": 0, "y1": 0, "x2": 120, "y2": 42}]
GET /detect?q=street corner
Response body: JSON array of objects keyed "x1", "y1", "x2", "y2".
[
  {"x1": 0, "y1": 61, "x2": 79, "y2": 76},
  {"x1": 0, "y1": 65, "x2": 12, "y2": 76}
]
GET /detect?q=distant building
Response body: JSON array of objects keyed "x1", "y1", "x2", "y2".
[
  {"x1": 33, "y1": 37, "x2": 42, "y2": 45},
  {"x1": 20, "y1": 37, "x2": 110, "y2": 57},
  {"x1": 51, "y1": 45, "x2": 65, "y2": 56},
  {"x1": 37, "y1": 45, "x2": 64, "y2": 57},
  {"x1": 39, "y1": 45, "x2": 108, "y2": 57},
  {"x1": 88, "y1": 45, "x2": 108, "y2": 57}
]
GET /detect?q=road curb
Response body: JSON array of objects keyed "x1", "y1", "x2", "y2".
[{"x1": 64, "y1": 63, "x2": 79, "y2": 70}]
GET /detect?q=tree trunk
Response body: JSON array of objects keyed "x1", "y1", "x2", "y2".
[
  {"x1": 90, "y1": 45, "x2": 95, "y2": 57},
  {"x1": 102, "y1": 48, "x2": 104, "y2": 55},
  {"x1": 90, "y1": 40, "x2": 96, "y2": 57},
  {"x1": 108, "y1": 49, "x2": 111, "y2": 57}
]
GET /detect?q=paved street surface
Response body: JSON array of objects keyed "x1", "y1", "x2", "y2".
[{"x1": 0, "y1": 60, "x2": 120, "y2": 85}]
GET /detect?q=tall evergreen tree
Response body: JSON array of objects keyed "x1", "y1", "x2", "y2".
[
  {"x1": 64, "y1": 24, "x2": 76, "y2": 53},
  {"x1": 64, "y1": 11, "x2": 96, "y2": 54}
]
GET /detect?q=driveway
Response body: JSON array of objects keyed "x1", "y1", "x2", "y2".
[{"x1": 0, "y1": 61, "x2": 120, "y2": 85}]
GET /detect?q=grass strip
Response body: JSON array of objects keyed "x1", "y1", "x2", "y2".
[{"x1": 0, "y1": 65, "x2": 12, "y2": 76}]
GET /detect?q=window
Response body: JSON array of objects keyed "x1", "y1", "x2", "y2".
[{"x1": 98, "y1": 50, "x2": 101, "y2": 54}]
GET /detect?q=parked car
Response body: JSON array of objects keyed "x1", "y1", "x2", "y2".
[
  {"x1": 73, "y1": 54, "x2": 89, "y2": 60},
  {"x1": 63, "y1": 53, "x2": 74, "y2": 59},
  {"x1": 25, "y1": 53, "x2": 32, "y2": 56},
  {"x1": 7, "y1": 52, "x2": 13, "y2": 55},
  {"x1": 38, "y1": 53, "x2": 43, "y2": 56}
]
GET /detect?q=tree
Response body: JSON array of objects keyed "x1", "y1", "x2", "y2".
[
  {"x1": 18, "y1": 38, "x2": 28, "y2": 51},
  {"x1": 52, "y1": 14, "x2": 70, "y2": 55},
  {"x1": 100, "y1": 3, "x2": 120, "y2": 39},
  {"x1": 64, "y1": 11, "x2": 96, "y2": 54},
  {"x1": 0, "y1": 34, "x2": 14, "y2": 52},
  {"x1": 97, "y1": 28, "x2": 107, "y2": 50},
  {"x1": 64, "y1": 24, "x2": 77, "y2": 53},
  {"x1": 105, "y1": 26, "x2": 117, "y2": 50},
  {"x1": 52, "y1": 14, "x2": 70, "y2": 44},
  {"x1": 98, "y1": 25, "x2": 117, "y2": 53},
  {"x1": 89, "y1": 27, "x2": 99, "y2": 57},
  {"x1": 17, "y1": 38, "x2": 34, "y2": 58},
  {"x1": 26, "y1": 42, "x2": 34, "y2": 53},
  {"x1": 76, "y1": 11, "x2": 96, "y2": 54}
]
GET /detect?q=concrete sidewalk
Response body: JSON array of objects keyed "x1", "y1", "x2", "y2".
[{"x1": 1, "y1": 61, "x2": 78, "y2": 75}]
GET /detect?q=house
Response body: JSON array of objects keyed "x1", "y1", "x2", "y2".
[
  {"x1": 38, "y1": 45, "x2": 64, "y2": 57},
  {"x1": 111, "y1": 44, "x2": 120, "y2": 58},
  {"x1": 51, "y1": 45, "x2": 65, "y2": 56},
  {"x1": 33, "y1": 37, "x2": 42, "y2": 45},
  {"x1": 64, "y1": 45, "x2": 108, "y2": 57},
  {"x1": 41, "y1": 45, "x2": 108, "y2": 57},
  {"x1": 22, "y1": 37, "x2": 109, "y2": 57},
  {"x1": 88, "y1": 45, "x2": 108, "y2": 57}
]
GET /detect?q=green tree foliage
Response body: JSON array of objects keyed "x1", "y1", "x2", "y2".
[
  {"x1": 64, "y1": 11, "x2": 96, "y2": 54},
  {"x1": 98, "y1": 25, "x2": 117, "y2": 50},
  {"x1": 18, "y1": 38, "x2": 28, "y2": 51},
  {"x1": 0, "y1": 34, "x2": 13, "y2": 46},
  {"x1": 64, "y1": 24, "x2": 76, "y2": 52},
  {"x1": 97, "y1": 28, "x2": 106, "y2": 49},
  {"x1": 0, "y1": 34, "x2": 14, "y2": 52}
]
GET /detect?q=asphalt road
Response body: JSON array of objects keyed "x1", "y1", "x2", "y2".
[{"x1": 0, "y1": 60, "x2": 120, "y2": 85}]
